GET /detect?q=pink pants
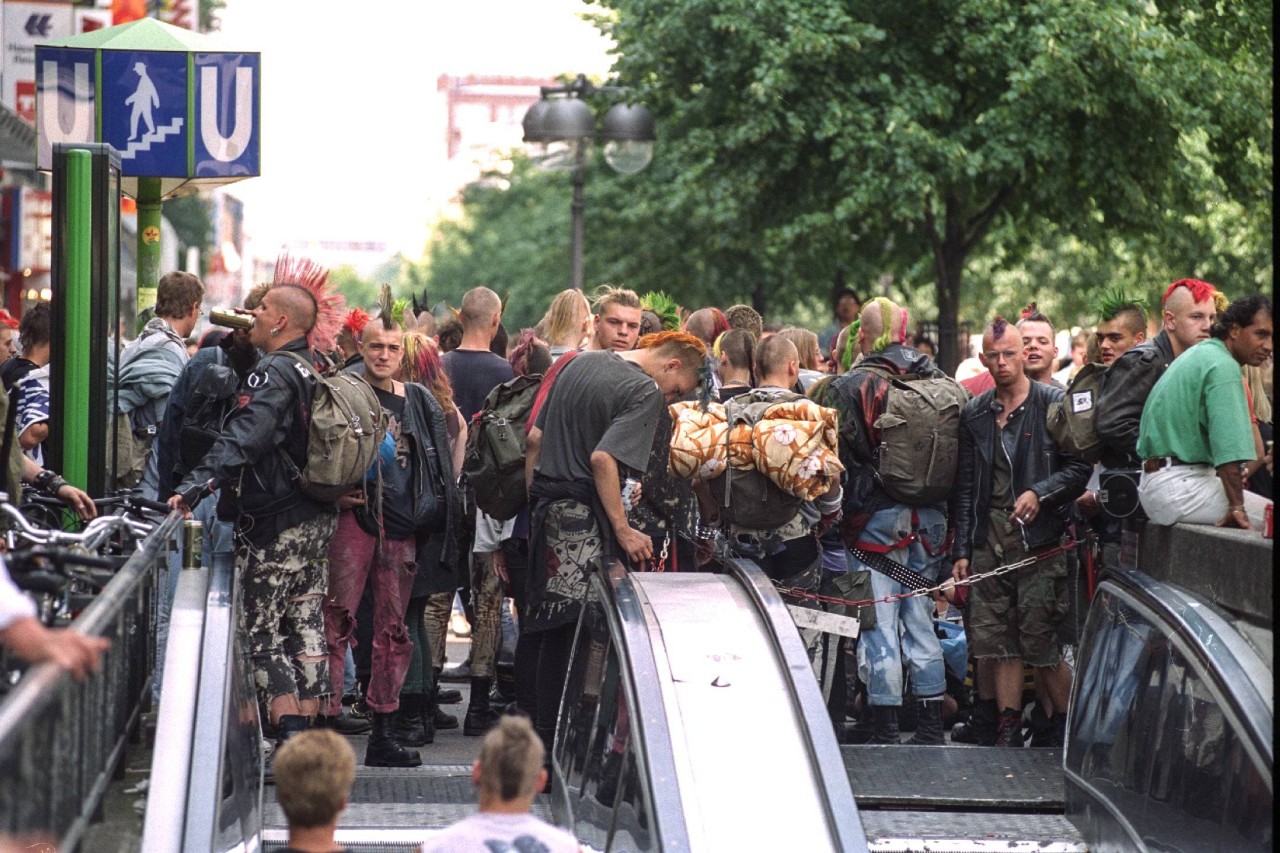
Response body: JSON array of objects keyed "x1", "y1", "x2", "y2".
[{"x1": 323, "y1": 511, "x2": 417, "y2": 714}]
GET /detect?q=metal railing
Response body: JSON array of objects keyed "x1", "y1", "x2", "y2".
[{"x1": 0, "y1": 510, "x2": 183, "y2": 848}]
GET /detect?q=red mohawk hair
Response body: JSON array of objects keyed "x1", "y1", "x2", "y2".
[
  {"x1": 1162, "y1": 278, "x2": 1215, "y2": 307},
  {"x1": 342, "y1": 307, "x2": 371, "y2": 338},
  {"x1": 273, "y1": 252, "x2": 345, "y2": 354}
]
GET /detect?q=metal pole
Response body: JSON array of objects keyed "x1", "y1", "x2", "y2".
[
  {"x1": 63, "y1": 149, "x2": 93, "y2": 491},
  {"x1": 136, "y1": 176, "x2": 163, "y2": 323},
  {"x1": 570, "y1": 141, "x2": 586, "y2": 291}
]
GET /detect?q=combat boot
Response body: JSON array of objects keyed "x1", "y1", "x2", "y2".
[
  {"x1": 365, "y1": 712, "x2": 422, "y2": 767},
  {"x1": 392, "y1": 694, "x2": 429, "y2": 747},
  {"x1": 951, "y1": 698, "x2": 997, "y2": 746},
  {"x1": 907, "y1": 696, "x2": 945, "y2": 745},
  {"x1": 464, "y1": 677, "x2": 499, "y2": 736},
  {"x1": 994, "y1": 707, "x2": 1025, "y2": 747},
  {"x1": 265, "y1": 714, "x2": 311, "y2": 784},
  {"x1": 870, "y1": 705, "x2": 900, "y2": 744}
]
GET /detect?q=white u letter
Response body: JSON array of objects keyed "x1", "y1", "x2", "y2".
[{"x1": 200, "y1": 66, "x2": 253, "y2": 162}]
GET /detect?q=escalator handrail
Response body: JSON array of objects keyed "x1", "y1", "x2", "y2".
[
  {"x1": 589, "y1": 568, "x2": 695, "y2": 849},
  {"x1": 1092, "y1": 566, "x2": 1272, "y2": 769}
]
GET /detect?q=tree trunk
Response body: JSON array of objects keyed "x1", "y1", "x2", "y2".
[
  {"x1": 751, "y1": 278, "x2": 766, "y2": 315},
  {"x1": 935, "y1": 241, "x2": 965, "y2": 376}
]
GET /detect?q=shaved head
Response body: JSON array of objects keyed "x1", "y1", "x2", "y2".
[
  {"x1": 858, "y1": 297, "x2": 908, "y2": 355},
  {"x1": 684, "y1": 307, "x2": 726, "y2": 347},
  {"x1": 755, "y1": 334, "x2": 799, "y2": 383},
  {"x1": 460, "y1": 287, "x2": 502, "y2": 329},
  {"x1": 271, "y1": 284, "x2": 318, "y2": 334}
]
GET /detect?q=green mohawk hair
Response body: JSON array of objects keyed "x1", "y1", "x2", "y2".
[
  {"x1": 1097, "y1": 286, "x2": 1144, "y2": 323},
  {"x1": 641, "y1": 291, "x2": 682, "y2": 331}
]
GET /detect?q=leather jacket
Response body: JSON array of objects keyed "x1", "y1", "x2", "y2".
[
  {"x1": 178, "y1": 337, "x2": 332, "y2": 547},
  {"x1": 1094, "y1": 330, "x2": 1174, "y2": 469},
  {"x1": 950, "y1": 381, "x2": 1091, "y2": 561}
]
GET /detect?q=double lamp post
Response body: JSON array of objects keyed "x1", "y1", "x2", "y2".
[{"x1": 521, "y1": 74, "x2": 655, "y2": 291}]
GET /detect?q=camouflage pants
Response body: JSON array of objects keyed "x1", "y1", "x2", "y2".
[
  {"x1": 237, "y1": 513, "x2": 338, "y2": 706},
  {"x1": 468, "y1": 550, "x2": 504, "y2": 679}
]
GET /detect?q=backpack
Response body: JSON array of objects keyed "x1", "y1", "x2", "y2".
[
  {"x1": 843, "y1": 366, "x2": 968, "y2": 505},
  {"x1": 707, "y1": 389, "x2": 804, "y2": 529},
  {"x1": 1046, "y1": 362, "x2": 1105, "y2": 463},
  {"x1": 112, "y1": 342, "x2": 186, "y2": 490},
  {"x1": 176, "y1": 348, "x2": 239, "y2": 473},
  {"x1": 463, "y1": 373, "x2": 543, "y2": 521},
  {"x1": 278, "y1": 352, "x2": 388, "y2": 503}
]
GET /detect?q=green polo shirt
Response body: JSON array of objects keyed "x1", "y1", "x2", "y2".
[{"x1": 1137, "y1": 338, "x2": 1254, "y2": 467}]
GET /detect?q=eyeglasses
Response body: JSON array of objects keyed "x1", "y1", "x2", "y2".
[{"x1": 982, "y1": 350, "x2": 1020, "y2": 362}]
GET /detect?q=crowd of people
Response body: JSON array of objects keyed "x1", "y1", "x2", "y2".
[{"x1": 0, "y1": 263, "x2": 1272, "y2": 847}]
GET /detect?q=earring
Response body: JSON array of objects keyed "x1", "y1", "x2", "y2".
[{"x1": 271, "y1": 328, "x2": 280, "y2": 337}]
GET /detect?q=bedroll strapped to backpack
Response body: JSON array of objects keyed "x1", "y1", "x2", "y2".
[
  {"x1": 279, "y1": 352, "x2": 388, "y2": 503},
  {"x1": 707, "y1": 389, "x2": 804, "y2": 529},
  {"x1": 1046, "y1": 361, "x2": 1105, "y2": 463},
  {"x1": 463, "y1": 373, "x2": 543, "y2": 521},
  {"x1": 842, "y1": 366, "x2": 968, "y2": 506}
]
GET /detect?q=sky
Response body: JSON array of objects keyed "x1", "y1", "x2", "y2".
[{"x1": 216, "y1": 0, "x2": 613, "y2": 260}]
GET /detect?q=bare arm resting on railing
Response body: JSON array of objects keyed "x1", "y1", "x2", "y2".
[{"x1": 0, "y1": 554, "x2": 108, "y2": 679}]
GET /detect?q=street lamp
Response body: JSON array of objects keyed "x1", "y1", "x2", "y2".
[{"x1": 522, "y1": 74, "x2": 655, "y2": 291}]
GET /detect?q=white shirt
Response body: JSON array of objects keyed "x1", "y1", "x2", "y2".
[
  {"x1": 421, "y1": 812, "x2": 579, "y2": 853},
  {"x1": 0, "y1": 553, "x2": 37, "y2": 631}
]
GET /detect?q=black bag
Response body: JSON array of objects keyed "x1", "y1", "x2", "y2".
[
  {"x1": 177, "y1": 349, "x2": 240, "y2": 472},
  {"x1": 463, "y1": 373, "x2": 543, "y2": 521},
  {"x1": 1098, "y1": 469, "x2": 1141, "y2": 518}
]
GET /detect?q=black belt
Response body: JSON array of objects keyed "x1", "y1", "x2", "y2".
[{"x1": 1142, "y1": 456, "x2": 1196, "y2": 474}]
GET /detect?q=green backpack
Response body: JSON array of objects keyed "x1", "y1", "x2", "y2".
[
  {"x1": 279, "y1": 352, "x2": 388, "y2": 503},
  {"x1": 463, "y1": 373, "x2": 543, "y2": 521},
  {"x1": 1046, "y1": 361, "x2": 1106, "y2": 463}
]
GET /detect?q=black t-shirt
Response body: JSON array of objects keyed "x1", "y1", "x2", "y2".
[
  {"x1": 442, "y1": 348, "x2": 514, "y2": 425},
  {"x1": 356, "y1": 385, "x2": 417, "y2": 539}
]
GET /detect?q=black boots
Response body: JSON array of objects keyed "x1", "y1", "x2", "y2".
[
  {"x1": 907, "y1": 697, "x2": 945, "y2": 745},
  {"x1": 265, "y1": 714, "x2": 311, "y2": 784},
  {"x1": 316, "y1": 710, "x2": 371, "y2": 735},
  {"x1": 464, "y1": 677, "x2": 499, "y2": 736},
  {"x1": 393, "y1": 693, "x2": 431, "y2": 747},
  {"x1": 995, "y1": 707, "x2": 1024, "y2": 747},
  {"x1": 365, "y1": 712, "x2": 422, "y2": 767},
  {"x1": 870, "y1": 705, "x2": 900, "y2": 744},
  {"x1": 951, "y1": 698, "x2": 998, "y2": 746},
  {"x1": 431, "y1": 684, "x2": 459, "y2": 730}
]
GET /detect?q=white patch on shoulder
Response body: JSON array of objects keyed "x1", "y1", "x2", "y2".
[{"x1": 246, "y1": 371, "x2": 269, "y2": 389}]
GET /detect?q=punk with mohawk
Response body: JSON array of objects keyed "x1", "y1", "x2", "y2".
[{"x1": 273, "y1": 252, "x2": 345, "y2": 355}]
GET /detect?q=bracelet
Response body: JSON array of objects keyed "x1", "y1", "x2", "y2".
[{"x1": 32, "y1": 469, "x2": 68, "y2": 497}]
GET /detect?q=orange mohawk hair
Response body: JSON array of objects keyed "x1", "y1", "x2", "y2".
[{"x1": 273, "y1": 252, "x2": 345, "y2": 354}]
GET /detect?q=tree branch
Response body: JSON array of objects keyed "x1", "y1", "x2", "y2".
[{"x1": 962, "y1": 179, "x2": 1019, "y2": 255}]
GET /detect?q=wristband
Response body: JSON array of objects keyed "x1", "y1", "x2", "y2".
[{"x1": 32, "y1": 469, "x2": 69, "y2": 497}]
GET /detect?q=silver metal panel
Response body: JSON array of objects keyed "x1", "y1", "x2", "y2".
[{"x1": 633, "y1": 572, "x2": 840, "y2": 850}]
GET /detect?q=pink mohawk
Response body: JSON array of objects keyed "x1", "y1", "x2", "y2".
[{"x1": 272, "y1": 252, "x2": 345, "y2": 354}]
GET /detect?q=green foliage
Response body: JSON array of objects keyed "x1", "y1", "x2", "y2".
[{"x1": 161, "y1": 194, "x2": 212, "y2": 273}]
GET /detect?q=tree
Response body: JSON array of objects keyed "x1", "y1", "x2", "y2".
[
  {"x1": 161, "y1": 194, "x2": 212, "y2": 273},
  {"x1": 595, "y1": 0, "x2": 1272, "y2": 370}
]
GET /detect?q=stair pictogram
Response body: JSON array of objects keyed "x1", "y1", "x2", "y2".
[{"x1": 120, "y1": 118, "x2": 184, "y2": 159}]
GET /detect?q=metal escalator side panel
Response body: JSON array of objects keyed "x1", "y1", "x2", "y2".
[
  {"x1": 552, "y1": 568, "x2": 692, "y2": 851},
  {"x1": 723, "y1": 558, "x2": 867, "y2": 852},
  {"x1": 140, "y1": 564, "x2": 211, "y2": 853},
  {"x1": 183, "y1": 549, "x2": 264, "y2": 853},
  {"x1": 1065, "y1": 568, "x2": 1273, "y2": 853}
]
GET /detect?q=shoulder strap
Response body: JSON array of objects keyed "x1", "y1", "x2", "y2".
[{"x1": 274, "y1": 349, "x2": 321, "y2": 379}]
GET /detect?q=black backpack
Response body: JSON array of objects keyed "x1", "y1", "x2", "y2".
[
  {"x1": 463, "y1": 373, "x2": 543, "y2": 521},
  {"x1": 177, "y1": 349, "x2": 241, "y2": 473}
]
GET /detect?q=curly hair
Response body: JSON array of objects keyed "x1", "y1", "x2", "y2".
[{"x1": 401, "y1": 331, "x2": 456, "y2": 413}]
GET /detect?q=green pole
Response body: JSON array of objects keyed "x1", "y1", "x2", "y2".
[
  {"x1": 136, "y1": 176, "x2": 163, "y2": 323},
  {"x1": 63, "y1": 150, "x2": 93, "y2": 491}
]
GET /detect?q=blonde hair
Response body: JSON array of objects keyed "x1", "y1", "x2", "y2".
[
  {"x1": 539, "y1": 289, "x2": 591, "y2": 347},
  {"x1": 591, "y1": 284, "x2": 642, "y2": 314},
  {"x1": 477, "y1": 715, "x2": 545, "y2": 801},
  {"x1": 775, "y1": 327, "x2": 820, "y2": 370},
  {"x1": 273, "y1": 730, "x2": 356, "y2": 829},
  {"x1": 1244, "y1": 363, "x2": 1272, "y2": 423}
]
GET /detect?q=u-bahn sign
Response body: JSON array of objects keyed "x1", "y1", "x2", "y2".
[{"x1": 34, "y1": 18, "x2": 259, "y2": 196}]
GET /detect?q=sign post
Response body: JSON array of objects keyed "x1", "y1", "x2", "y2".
[{"x1": 36, "y1": 17, "x2": 260, "y2": 324}]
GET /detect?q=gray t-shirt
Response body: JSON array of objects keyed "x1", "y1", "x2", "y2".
[
  {"x1": 421, "y1": 812, "x2": 579, "y2": 853},
  {"x1": 534, "y1": 350, "x2": 662, "y2": 483}
]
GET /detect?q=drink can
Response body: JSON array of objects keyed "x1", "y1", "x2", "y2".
[
  {"x1": 182, "y1": 518, "x2": 204, "y2": 570},
  {"x1": 209, "y1": 308, "x2": 253, "y2": 330},
  {"x1": 621, "y1": 477, "x2": 640, "y2": 512},
  {"x1": 1265, "y1": 503, "x2": 1273, "y2": 539}
]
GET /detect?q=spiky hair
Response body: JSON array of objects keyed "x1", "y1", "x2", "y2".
[
  {"x1": 342, "y1": 307, "x2": 371, "y2": 338},
  {"x1": 1162, "y1": 278, "x2": 1215, "y2": 307},
  {"x1": 991, "y1": 315, "x2": 1010, "y2": 340},
  {"x1": 1097, "y1": 287, "x2": 1143, "y2": 323},
  {"x1": 273, "y1": 252, "x2": 343, "y2": 354},
  {"x1": 641, "y1": 291, "x2": 681, "y2": 332}
]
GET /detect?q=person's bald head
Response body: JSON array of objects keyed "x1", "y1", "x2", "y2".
[
  {"x1": 272, "y1": 284, "x2": 318, "y2": 334},
  {"x1": 857, "y1": 297, "x2": 908, "y2": 355},
  {"x1": 460, "y1": 287, "x2": 502, "y2": 330},
  {"x1": 683, "y1": 307, "x2": 728, "y2": 348},
  {"x1": 755, "y1": 335, "x2": 799, "y2": 387}
]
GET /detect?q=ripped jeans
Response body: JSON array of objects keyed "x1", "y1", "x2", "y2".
[
  {"x1": 853, "y1": 505, "x2": 947, "y2": 707},
  {"x1": 323, "y1": 512, "x2": 417, "y2": 715}
]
